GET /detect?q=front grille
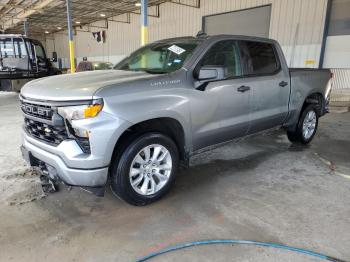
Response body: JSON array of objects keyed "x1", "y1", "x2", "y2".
[
  {"x1": 24, "y1": 118, "x2": 91, "y2": 154},
  {"x1": 20, "y1": 101, "x2": 53, "y2": 120},
  {"x1": 21, "y1": 98, "x2": 91, "y2": 154},
  {"x1": 24, "y1": 118, "x2": 68, "y2": 145}
]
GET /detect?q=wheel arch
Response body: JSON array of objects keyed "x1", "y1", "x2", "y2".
[
  {"x1": 302, "y1": 92, "x2": 325, "y2": 115},
  {"x1": 285, "y1": 92, "x2": 325, "y2": 132},
  {"x1": 110, "y1": 117, "x2": 189, "y2": 172}
]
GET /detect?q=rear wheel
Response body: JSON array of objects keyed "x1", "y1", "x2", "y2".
[
  {"x1": 110, "y1": 133, "x2": 179, "y2": 206},
  {"x1": 287, "y1": 104, "x2": 319, "y2": 144}
]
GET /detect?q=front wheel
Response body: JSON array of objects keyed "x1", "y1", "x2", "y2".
[
  {"x1": 110, "y1": 133, "x2": 179, "y2": 206},
  {"x1": 287, "y1": 104, "x2": 319, "y2": 144}
]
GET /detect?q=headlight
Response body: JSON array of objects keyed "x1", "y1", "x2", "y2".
[{"x1": 57, "y1": 99, "x2": 103, "y2": 121}]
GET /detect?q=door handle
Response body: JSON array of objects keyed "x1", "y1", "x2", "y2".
[
  {"x1": 237, "y1": 85, "x2": 250, "y2": 93},
  {"x1": 279, "y1": 81, "x2": 288, "y2": 87}
]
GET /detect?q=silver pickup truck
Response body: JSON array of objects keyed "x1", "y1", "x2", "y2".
[{"x1": 20, "y1": 35, "x2": 332, "y2": 205}]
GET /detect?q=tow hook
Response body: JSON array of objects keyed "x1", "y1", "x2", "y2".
[{"x1": 40, "y1": 175, "x2": 57, "y2": 194}]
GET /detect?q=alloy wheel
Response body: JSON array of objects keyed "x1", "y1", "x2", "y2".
[
  {"x1": 129, "y1": 144, "x2": 172, "y2": 196},
  {"x1": 302, "y1": 110, "x2": 317, "y2": 140}
]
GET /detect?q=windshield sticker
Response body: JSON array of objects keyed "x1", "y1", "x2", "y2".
[{"x1": 168, "y1": 45, "x2": 186, "y2": 55}]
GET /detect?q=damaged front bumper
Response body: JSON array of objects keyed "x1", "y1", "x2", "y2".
[{"x1": 21, "y1": 132, "x2": 108, "y2": 196}]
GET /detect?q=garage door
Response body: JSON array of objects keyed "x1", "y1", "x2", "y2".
[
  {"x1": 323, "y1": 0, "x2": 350, "y2": 90},
  {"x1": 202, "y1": 5, "x2": 272, "y2": 38},
  {"x1": 323, "y1": 0, "x2": 350, "y2": 68}
]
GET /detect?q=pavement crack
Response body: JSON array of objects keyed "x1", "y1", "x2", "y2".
[{"x1": 314, "y1": 152, "x2": 350, "y2": 180}]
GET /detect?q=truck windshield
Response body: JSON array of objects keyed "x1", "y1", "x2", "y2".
[
  {"x1": 0, "y1": 38, "x2": 28, "y2": 58},
  {"x1": 114, "y1": 40, "x2": 201, "y2": 74}
]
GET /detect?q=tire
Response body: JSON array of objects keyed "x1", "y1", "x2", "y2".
[
  {"x1": 110, "y1": 133, "x2": 179, "y2": 206},
  {"x1": 287, "y1": 104, "x2": 319, "y2": 144}
]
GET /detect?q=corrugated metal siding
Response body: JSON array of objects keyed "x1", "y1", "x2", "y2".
[
  {"x1": 47, "y1": 0, "x2": 328, "y2": 68},
  {"x1": 329, "y1": 68, "x2": 350, "y2": 102},
  {"x1": 331, "y1": 69, "x2": 350, "y2": 90}
]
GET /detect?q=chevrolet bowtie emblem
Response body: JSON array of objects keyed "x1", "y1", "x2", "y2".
[{"x1": 44, "y1": 127, "x2": 52, "y2": 133}]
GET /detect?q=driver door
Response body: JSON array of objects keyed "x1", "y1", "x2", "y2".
[
  {"x1": 32, "y1": 41, "x2": 49, "y2": 75},
  {"x1": 191, "y1": 40, "x2": 251, "y2": 151}
]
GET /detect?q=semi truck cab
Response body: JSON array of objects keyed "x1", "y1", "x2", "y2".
[{"x1": 0, "y1": 34, "x2": 60, "y2": 91}]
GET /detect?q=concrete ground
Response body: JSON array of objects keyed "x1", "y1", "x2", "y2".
[
  {"x1": 330, "y1": 88, "x2": 350, "y2": 113},
  {"x1": 0, "y1": 92, "x2": 349, "y2": 262}
]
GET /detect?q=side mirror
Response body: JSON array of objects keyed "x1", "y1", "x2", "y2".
[
  {"x1": 197, "y1": 66, "x2": 226, "y2": 81},
  {"x1": 52, "y1": 52, "x2": 58, "y2": 62}
]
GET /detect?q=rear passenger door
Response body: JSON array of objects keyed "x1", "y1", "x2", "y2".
[{"x1": 239, "y1": 41, "x2": 290, "y2": 134}]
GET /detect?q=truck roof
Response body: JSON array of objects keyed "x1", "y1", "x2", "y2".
[
  {"x1": 154, "y1": 34, "x2": 278, "y2": 45},
  {"x1": 0, "y1": 34, "x2": 25, "y2": 38}
]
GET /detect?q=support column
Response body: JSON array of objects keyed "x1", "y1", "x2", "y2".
[
  {"x1": 141, "y1": 0, "x2": 148, "y2": 46},
  {"x1": 66, "y1": 0, "x2": 75, "y2": 73},
  {"x1": 319, "y1": 0, "x2": 333, "y2": 69},
  {"x1": 23, "y1": 19, "x2": 29, "y2": 37}
]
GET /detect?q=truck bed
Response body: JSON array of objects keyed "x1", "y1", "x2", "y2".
[{"x1": 284, "y1": 68, "x2": 332, "y2": 129}]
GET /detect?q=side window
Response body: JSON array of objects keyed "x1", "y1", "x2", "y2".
[
  {"x1": 241, "y1": 41, "x2": 279, "y2": 75},
  {"x1": 200, "y1": 40, "x2": 242, "y2": 78},
  {"x1": 34, "y1": 44, "x2": 45, "y2": 60}
]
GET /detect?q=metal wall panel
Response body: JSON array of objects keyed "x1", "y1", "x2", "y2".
[
  {"x1": 330, "y1": 70, "x2": 350, "y2": 102},
  {"x1": 331, "y1": 69, "x2": 350, "y2": 90},
  {"x1": 47, "y1": 0, "x2": 328, "y2": 68}
]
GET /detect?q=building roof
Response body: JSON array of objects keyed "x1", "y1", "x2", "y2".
[{"x1": 0, "y1": 0, "x2": 170, "y2": 36}]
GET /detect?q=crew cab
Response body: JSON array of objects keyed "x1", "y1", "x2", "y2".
[{"x1": 19, "y1": 34, "x2": 332, "y2": 205}]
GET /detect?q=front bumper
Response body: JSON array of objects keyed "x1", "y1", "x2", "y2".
[
  {"x1": 20, "y1": 99, "x2": 133, "y2": 187},
  {"x1": 22, "y1": 134, "x2": 108, "y2": 187}
]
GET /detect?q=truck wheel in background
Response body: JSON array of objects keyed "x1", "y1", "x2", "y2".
[
  {"x1": 287, "y1": 104, "x2": 319, "y2": 144},
  {"x1": 110, "y1": 133, "x2": 179, "y2": 206}
]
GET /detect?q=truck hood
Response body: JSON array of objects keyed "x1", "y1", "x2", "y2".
[{"x1": 21, "y1": 70, "x2": 157, "y2": 101}]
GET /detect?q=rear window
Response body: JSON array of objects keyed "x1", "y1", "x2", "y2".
[{"x1": 242, "y1": 41, "x2": 279, "y2": 75}]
